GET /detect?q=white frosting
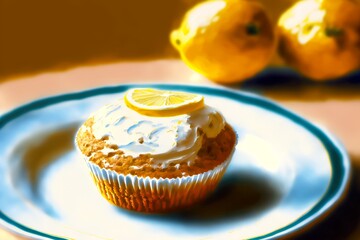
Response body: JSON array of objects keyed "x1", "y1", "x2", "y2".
[{"x1": 91, "y1": 99, "x2": 225, "y2": 167}]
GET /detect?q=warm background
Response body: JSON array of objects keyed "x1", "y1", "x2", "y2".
[
  {"x1": 1, "y1": 0, "x2": 359, "y2": 80},
  {"x1": 0, "y1": 0, "x2": 359, "y2": 239},
  {"x1": 0, "y1": 0, "x2": 295, "y2": 81}
]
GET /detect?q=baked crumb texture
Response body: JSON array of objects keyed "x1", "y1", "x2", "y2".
[
  {"x1": 76, "y1": 117, "x2": 236, "y2": 178},
  {"x1": 76, "y1": 117, "x2": 236, "y2": 212}
]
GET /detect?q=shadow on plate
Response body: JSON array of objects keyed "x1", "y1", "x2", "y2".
[
  {"x1": 178, "y1": 171, "x2": 281, "y2": 224},
  {"x1": 117, "y1": 171, "x2": 282, "y2": 226},
  {"x1": 10, "y1": 123, "x2": 80, "y2": 194}
]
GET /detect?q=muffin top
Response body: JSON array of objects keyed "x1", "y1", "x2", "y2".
[
  {"x1": 76, "y1": 88, "x2": 236, "y2": 178},
  {"x1": 89, "y1": 98, "x2": 225, "y2": 168}
]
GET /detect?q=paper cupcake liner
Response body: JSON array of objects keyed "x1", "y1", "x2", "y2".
[{"x1": 83, "y1": 154, "x2": 233, "y2": 213}]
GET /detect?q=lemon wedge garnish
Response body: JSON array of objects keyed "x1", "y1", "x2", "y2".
[{"x1": 124, "y1": 88, "x2": 204, "y2": 117}]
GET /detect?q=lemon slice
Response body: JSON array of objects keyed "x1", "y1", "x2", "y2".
[{"x1": 124, "y1": 88, "x2": 204, "y2": 117}]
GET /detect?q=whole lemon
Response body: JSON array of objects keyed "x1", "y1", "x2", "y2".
[
  {"x1": 171, "y1": 0, "x2": 276, "y2": 83},
  {"x1": 278, "y1": 0, "x2": 360, "y2": 81}
]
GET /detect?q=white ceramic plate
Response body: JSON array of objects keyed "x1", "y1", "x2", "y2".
[{"x1": 0, "y1": 84, "x2": 350, "y2": 240}]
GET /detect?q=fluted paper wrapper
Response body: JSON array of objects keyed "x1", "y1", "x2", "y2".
[{"x1": 83, "y1": 155, "x2": 232, "y2": 213}]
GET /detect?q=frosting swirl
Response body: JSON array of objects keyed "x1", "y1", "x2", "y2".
[{"x1": 91, "y1": 99, "x2": 225, "y2": 167}]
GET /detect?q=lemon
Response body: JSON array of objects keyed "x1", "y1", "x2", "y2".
[
  {"x1": 278, "y1": 0, "x2": 360, "y2": 80},
  {"x1": 170, "y1": 0, "x2": 276, "y2": 83},
  {"x1": 124, "y1": 88, "x2": 204, "y2": 117}
]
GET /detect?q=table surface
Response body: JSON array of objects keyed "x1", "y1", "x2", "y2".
[{"x1": 0, "y1": 60, "x2": 359, "y2": 240}]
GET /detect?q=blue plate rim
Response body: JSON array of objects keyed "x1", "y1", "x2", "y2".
[{"x1": 0, "y1": 83, "x2": 351, "y2": 240}]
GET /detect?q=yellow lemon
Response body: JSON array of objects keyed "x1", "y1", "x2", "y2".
[
  {"x1": 124, "y1": 88, "x2": 204, "y2": 117},
  {"x1": 170, "y1": 0, "x2": 276, "y2": 83},
  {"x1": 278, "y1": 0, "x2": 360, "y2": 80}
]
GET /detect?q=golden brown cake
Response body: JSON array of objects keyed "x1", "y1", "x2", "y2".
[{"x1": 75, "y1": 88, "x2": 236, "y2": 213}]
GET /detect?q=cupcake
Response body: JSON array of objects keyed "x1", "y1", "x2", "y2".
[{"x1": 75, "y1": 88, "x2": 236, "y2": 213}]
